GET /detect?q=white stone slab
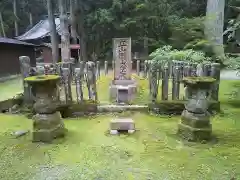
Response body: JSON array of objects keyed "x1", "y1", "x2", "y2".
[{"x1": 110, "y1": 118, "x2": 135, "y2": 131}]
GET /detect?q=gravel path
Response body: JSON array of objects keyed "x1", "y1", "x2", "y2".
[{"x1": 220, "y1": 70, "x2": 240, "y2": 80}]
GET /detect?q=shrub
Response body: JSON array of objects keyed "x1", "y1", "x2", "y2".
[
  {"x1": 169, "y1": 17, "x2": 204, "y2": 49},
  {"x1": 224, "y1": 56, "x2": 240, "y2": 70},
  {"x1": 184, "y1": 39, "x2": 215, "y2": 57},
  {"x1": 149, "y1": 45, "x2": 211, "y2": 66}
]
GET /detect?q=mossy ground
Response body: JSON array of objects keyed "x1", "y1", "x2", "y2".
[
  {"x1": 24, "y1": 75, "x2": 60, "y2": 82},
  {"x1": 0, "y1": 74, "x2": 240, "y2": 179},
  {"x1": 182, "y1": 76, "x2": 216, "y2": 83},
  {"x1": 0, "y1": 77, "x2": 22, "y2": 101},
  {"x1": 0, "y1": 110, "x2": 240, "y2": 179}
]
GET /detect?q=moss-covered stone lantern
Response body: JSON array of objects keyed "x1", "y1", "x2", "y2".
[
  {"x1": 24, "y1": 75, "x2": 66, "y2": 143},
  {"x1": 178, "y1": 77, "x2": 216, "y2": 141}
]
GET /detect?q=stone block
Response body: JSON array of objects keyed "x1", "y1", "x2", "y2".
[
  {"x1": 33, "y1": 98, "x2": 57, "y2": 114},
  {"x1": 110, "y1": 118, "x2": 135, "y2": 131},
  {"x1": 180, "y1": 110, "x2": 211, "y2": 128},
  {"x1": 114, "y1": 79, "x2": 136, "y2": 86},
  {"x1": 178, "y1": 123, "x2": 212, "y2": 141},
  {"x1": 32, "y1": 112, "x2": 66, "y2": 142},
  {"x1": 109, "y1": 80, "x2": 137, "y2": 103},
  {"x1": 185, "y1": 98, "x2": 208, "y2": 114},
  {"x1": 11, "y1": 130, "x2": 30, "y2": 138},
  {"x1": 117, "y1": 86, "x2": 129, "y2": 103},
  {"x1": 33, "y1": 112, "x2": 63, "y2": 130},
  {"x1": 110, "y1": 130, "x2": 119, "y2": 135},
  {"x1": 32, "y1": 124, "x2": 66, "y2": 143},
  {"x1": 128, "y1": 129, "x2": 135, "y2": 134}
]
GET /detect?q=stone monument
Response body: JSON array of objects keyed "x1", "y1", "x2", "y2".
[
  {"x1": 19, "y1": 56, "x2": 31, "y2": 104},
  {"x1": 85, "y1": 61, "x2": 98, "y2": 101},
  {"x1": 109, "y1": 37, "x2": 137, "y2": 104}
]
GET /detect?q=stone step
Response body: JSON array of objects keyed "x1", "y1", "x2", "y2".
[{"x1": 97, "y1": 104, "x2": 148, "y2": 112}]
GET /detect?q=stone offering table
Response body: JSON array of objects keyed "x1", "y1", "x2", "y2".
[
  {"x1": 25, "y1": 75, "x2": 66, "y2": 143},
  {"x1": 110, "y1": 118, "x2": 135, "y2": 135},
  {"x1": 178, "y1": 77, "x2": 216, "y2": 141}
]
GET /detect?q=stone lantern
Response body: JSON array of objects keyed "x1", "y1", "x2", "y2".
[
  {"x1": 178, "y1": 77, "x2": 216, "y2": 141},
  {"x1": 25, "y1": 75, "x2": 66, "y2": 143}
]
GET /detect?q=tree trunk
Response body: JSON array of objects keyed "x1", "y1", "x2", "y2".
[
  {"x1": 59, "y1": 0, "x2": 71, "y2": 62},
  {"x1": 0, "y1": 12, "x2": 6, "y2": 37},
  {"x1": 47, "y1": 0, "x2": 59, "y2": 64},
  {"x1": 29, "y1": 12, "x2": 33, "y2": 27},
  {"x1": 13, "y1": 0, "x2": 19, "y2": 36},
  {"x1": 143, "y1": 36, "x2": 148, "y2": 58},
  {"x1": 70, "y1": 0, "x2": 78, "y2": 44},
  {"x1": 205, "y1": 0, "x2": 225, "y2": 60},
  {"x1": 79, "y1": 25, "x2": 88, "y2": 62},
  {"x1": 76, "y1": 1, "x2": 87, "y2": 62}
]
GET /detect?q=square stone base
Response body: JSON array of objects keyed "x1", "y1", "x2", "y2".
[
  {"x1": 110, "y1": 118, "x2": 135, "y2": 134},
  {"x1": 32, "y1": 124, "x2": 66, "y2": 143},
  {"x1": 178, "y1": 123, "x2": 212, "y2": 141},
  {"x1": 109, "y1": 79, "x2": 137, "y2": 104},
  {"x1": 32, "y1": 112, "x2": 66, "y2": 143},
  {"x1": 180, "y1": 110, "x2": 211, "y2": 128}
]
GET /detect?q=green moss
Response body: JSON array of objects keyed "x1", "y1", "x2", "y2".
[
  {"x1": 24, "y1": 75, "x2": 60, "y2": 83},
  {"x1": 222, "y1": 100, "x2": 240, "y2": 107},
  {"x1": 117, "y1": 111, "x2": 134, "y2": 117},
  {"x1": 82, "y1": 99, "x2": 98, "y2": 105},
  {"x1": 0, "y1": 112, "x2": 240, "y2": 179},
  {"x1": 182, "y1": 77, "x2": 216, "y2": 84},
  {"x1": 0, "y1": 77, "x2": 22, "y2": 101},
  {"x1": 59, "y1": 100, "x2": 98, "y2": 116},
  {"x1": 156, "y1": 100, "x2": 183, "y2": 104},
  {"x1": 149, "y1": 100, "x2": 220, "y2": 115}
]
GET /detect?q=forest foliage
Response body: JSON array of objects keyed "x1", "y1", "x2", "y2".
[{"x1": 0, "y1": 0, "x2": 239, "y2": 65}]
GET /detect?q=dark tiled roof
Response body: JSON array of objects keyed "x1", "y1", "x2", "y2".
[
  {"x1": 0, "y1": 37, "x2": 36, "y2": 46},
  {"x1": 16, "y1": 18, "x2": 61, "y2": 41}
]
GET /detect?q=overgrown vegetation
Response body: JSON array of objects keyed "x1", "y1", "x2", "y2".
[{"x1": 149, "y1": 45, "x2": 211, "y2": 65}]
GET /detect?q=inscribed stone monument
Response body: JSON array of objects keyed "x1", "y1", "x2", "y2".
[
  {"x1": 110, "y1": 38, "x2": 137, "y2": 104},
  {"x1": 113, "y1": 38, "x2": 132, "y2": 80}
]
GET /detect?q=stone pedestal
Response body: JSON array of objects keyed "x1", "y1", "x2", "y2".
[
  {"x1": 109, "y1": 79, "x2": 137, "y2": 104},
  {"x1": 178, "y1": 77, "x2": 215, "y2": 141},
  {"x1": 178, "y1": 110, "x2": 212, "y2": 141},
  {"x1": 25, "y1": 75, "x2": 66, "y2": 143},
  {"x1": 32, "y1": 112, "x2": 65, "y2": 142},
  {"x1": 110, "y1": 118, "x2": 135, "y2": 135}
]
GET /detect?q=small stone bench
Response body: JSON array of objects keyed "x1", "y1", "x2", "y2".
[{"x1": 110, "y1": 118, "x2": 135, "y2": 135}]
